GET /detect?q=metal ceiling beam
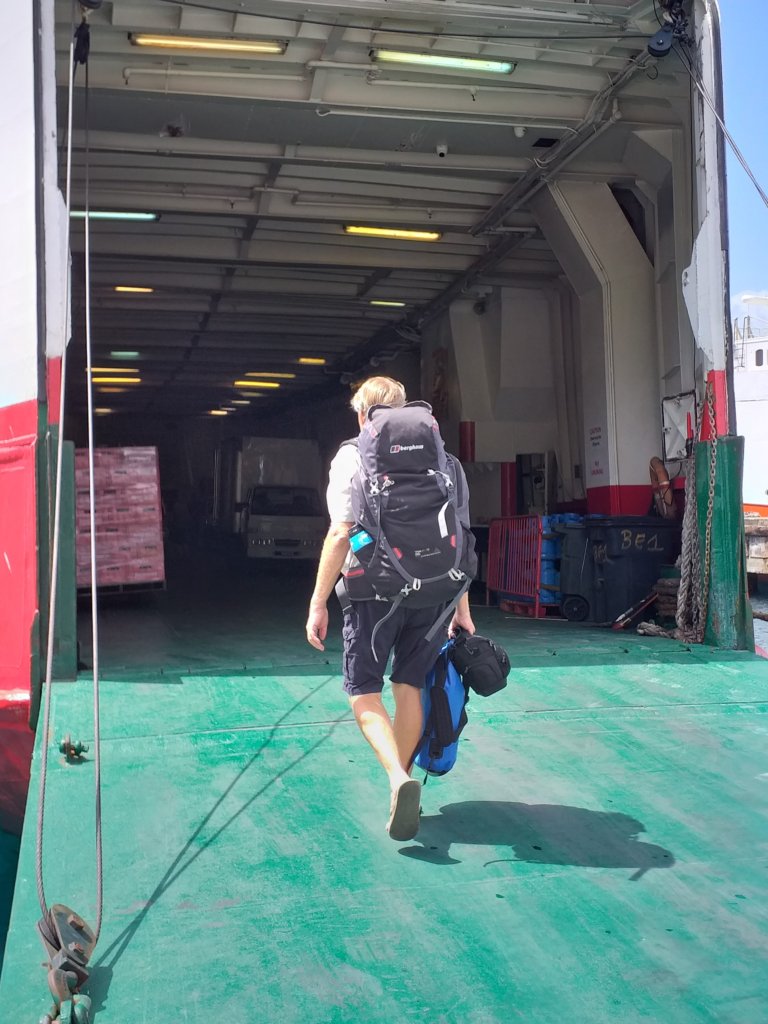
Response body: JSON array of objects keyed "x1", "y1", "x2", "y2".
[
  {"x1": 471, "y1": 51, "x2": 654, "y2": 235},
  {"x1": 205, "y1": 0, "x2": 625, "y2": 27},
  {"x1": 68, "y1": 131, "x2": 631, "y2": 178}
]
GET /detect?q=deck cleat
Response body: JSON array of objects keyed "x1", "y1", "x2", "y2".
[
  {"x1": 59, "y1": 736, "x2": 89, "y2": 762},
  {"x1": 37, "y1": 906, "x2": 96, "y2": 1023}
]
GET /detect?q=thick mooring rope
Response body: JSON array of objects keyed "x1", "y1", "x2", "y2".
[{"x1": 638, "y1": 458, "x2": 702, "y2": 642}]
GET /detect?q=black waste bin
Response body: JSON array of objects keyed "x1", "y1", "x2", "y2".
[{"x1": 557, "y1": 517, "x2": 681, "y2": 624}]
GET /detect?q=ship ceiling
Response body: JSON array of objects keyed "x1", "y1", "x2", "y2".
[{"x1": 57, "y1": 0, "x2": 690, "y2": 419}]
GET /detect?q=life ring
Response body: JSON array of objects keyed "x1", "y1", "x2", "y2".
[{"x1": 649, "y1": 457, "x2": 676, "y2": 519}]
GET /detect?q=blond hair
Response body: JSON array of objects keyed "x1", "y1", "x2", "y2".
[{"x1": 351, "y1": 376, "x2": 406, "y2": 415}]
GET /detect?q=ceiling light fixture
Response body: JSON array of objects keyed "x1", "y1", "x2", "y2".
[
  {"x1": 114, "y1": 286, "x2": 154, "y2": 294},
  {"x1": 89, "y1": 367, "x2": 139, "y2": 374},
  {"x1": 110, "y1": 350, "x2": 141, "y2": 359},
  {"x1": 209, "y1": 409, "x2": 229, "y2": 416},
  {"x1": 231, "y1": 399, "x2": 251, "y2": 406},
  {"x1": 298, "y1": 357, "x2": 326, "y2": 366},
  {"x1": 97, "y1": 387, "x2": 128, "y2": 394},
  {"x1": 369, "y1": 300, "x2": 406, "y2": 308},
  {"x1": 244, "y1": 371, "x2": 297, "y2": 379},
  {"x1": 70, "y1": 210, "x2": 159, "y2": 222},
  {"x1": 233, "y1": 380, "x2": 281, "y2": 389},
  {"x1": 91, "y1": 376, "x2": 142, "y2": 385},
  {"x1": 94, "y1": 408, "x2": 114, "y2": 415},
  {"x1": 371, "y1": 50, "x2": 514, "y2": 75},
  {"x1": 344, "y1": 225, "x2": 441, "y2": 242},
  {"x1": 130, "y1": 33, "x2": 286, "y2": 55}
]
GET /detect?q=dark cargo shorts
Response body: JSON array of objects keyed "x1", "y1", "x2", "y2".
[{"x1": 342, "y1": 600, "x2": 449, "y2": 697}]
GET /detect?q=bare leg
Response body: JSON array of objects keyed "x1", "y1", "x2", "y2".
[
  {"x1": 349, "y1": 691, "x2": 422, "y2": 840},
  {"x1": 392, "y1": 683, "x2": 424, "y2": 773},
  {"x1": 349, "y1": 693, "x2": 411, "y2": 791}
]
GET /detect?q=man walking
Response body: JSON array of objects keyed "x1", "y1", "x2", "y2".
[{"x1": 305, "y1": 376, "x2": 475, "y2": 841}]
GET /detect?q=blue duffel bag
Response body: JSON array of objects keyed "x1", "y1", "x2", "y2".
[{"x1": 413, "y1": 642, "x2": 469, "y2": 777}]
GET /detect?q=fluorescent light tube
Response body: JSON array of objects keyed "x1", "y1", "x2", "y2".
[
  {"x1": 298, "y1": 357, "x2": 326, "y2": 366},
  {"x1": 89, "y1": 367, "x2": 139, "y2": 374},
  {"x1": 209, "y1": 409, "x2": 229, "y2": 416},
  {"x1": 70, "y1": 211, "x2": 159, "y2": 221},
  {"x1": 130, "y1": 34, "x2": 286, "y2": 55},
  {"x1": 369, "y1": 300, "x2": 406, "y2": 307},
  {"x1": 110, "y1": 351, "x2": 140, "y2": 359},
  {"x1": 91, "y1": 377, "x2": 142, "y2": 385},
  {"x1": 233, "y1": 380, "x2": 281, "y2": 389},
  {"x1": 345, "y1": 226, "x2": 441, "y2": 242},
  {"x1": 244, "y1": 371, "x2": 296, "y2": 379},
  {"x1": 372, "y1": 50, "x2": 514, "y2": 75},
  {"x1": 114, "y1": 286, "x2": 154, "y2": 294}
]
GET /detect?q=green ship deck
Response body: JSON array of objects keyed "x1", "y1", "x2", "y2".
[{"x1": 1, "y1": 561, "x2": 767, "y2": 1023}]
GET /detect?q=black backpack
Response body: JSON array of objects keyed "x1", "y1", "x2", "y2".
[{"x1": 337, "y1": 402, "x2": 477, "y2": 651}]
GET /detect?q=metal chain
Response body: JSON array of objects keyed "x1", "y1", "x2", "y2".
[{"x1": 700, "y1": 382, "x2": 718, "y2": 641}]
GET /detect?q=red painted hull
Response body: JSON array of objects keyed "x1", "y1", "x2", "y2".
[
  {"x1": 0, "y1": 397, "x2": 40, "y2": 833},
  {"x1": 0, "y1": 695, "x2": 33, "y2": 834}
]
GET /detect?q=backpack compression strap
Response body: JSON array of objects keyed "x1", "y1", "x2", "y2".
[
  {"x1": 336, "y1": 575, "x2": 471, "y2": 659},
  {"x1": 423, "y1": 577, "x2": 471, "y2": 643},
  {"x1": 335, "y1": 576, "x2": 404, "y2": 663}
]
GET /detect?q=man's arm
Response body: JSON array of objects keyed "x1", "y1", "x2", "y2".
[
  {"x1": 450, "y1": 458, "x2": 476, "y2": 635},
  {"x1": 305, "y1": 521, "x2": 352, "y2": 651},
  {"x1": 450, "y1": 591, "x2": 475, "y2": 636}
]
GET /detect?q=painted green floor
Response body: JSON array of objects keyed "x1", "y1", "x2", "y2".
[
  {"x1": 0, "y1": 831, "x2": 20, "y2": 967},
  {"x1": 1, "y1": 557, "x2": 768, "y2": 1022}
]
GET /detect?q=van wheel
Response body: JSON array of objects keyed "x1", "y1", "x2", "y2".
[{"x1": 561, "y1": 595, "x2": 589, "y2": 622}]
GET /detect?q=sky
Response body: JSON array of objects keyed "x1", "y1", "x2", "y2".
[{"x1": 719, "y1": 0, "x2": 768, "y2": 321}]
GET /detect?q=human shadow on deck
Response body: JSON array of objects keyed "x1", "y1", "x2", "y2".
[
  {"x1": 86, "y1": 672, "x2": 346, "y2": 1013},
  {"x1": 400, "y1": 801, "x2": 675, "y2": 880}
]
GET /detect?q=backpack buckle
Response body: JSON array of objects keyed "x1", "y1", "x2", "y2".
[
  {"x1": 448, "y1": 569, "x2": 466, "y2": 582},
  {"x1": 369, "y1": 476, "x2": 394, "y2": 497},
  {"x1": 400, "y1": 578, "x2": 421, "y2": 598}
]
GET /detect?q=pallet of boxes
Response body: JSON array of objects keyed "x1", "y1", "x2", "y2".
[{"x1": 75, "y1": 446, "x2": 166, "y2": 592}]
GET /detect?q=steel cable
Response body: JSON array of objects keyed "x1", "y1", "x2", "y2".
[
  {"x1": 35, "y1": 3, "x2": 77, "y2": 923},
  {"x1": 35, "y1": 2, "x2": 104, "y2": 951},
  {"x1": 83, "y1": 53, "x2": 105, "y2": 946}
]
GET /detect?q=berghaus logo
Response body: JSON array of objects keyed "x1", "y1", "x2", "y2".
[{"x1": 390, "y1": 444, "x2": 424, "y2": 454}]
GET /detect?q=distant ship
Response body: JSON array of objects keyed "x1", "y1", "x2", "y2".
[{"x1": 734, "y1": 316, "x2": 768, "y2": 575}]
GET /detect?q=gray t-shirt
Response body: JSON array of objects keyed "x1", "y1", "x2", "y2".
[
  {"x1": 326, "y1": 443, "x2": 360, "y2": 573},
  {"x1": 326, "y1": 442, "x2": 359, "y2": 524}
]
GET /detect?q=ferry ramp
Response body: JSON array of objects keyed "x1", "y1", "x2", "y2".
[{"x1": 1, "y1": 564, "x2": 767, "y2": 1023}]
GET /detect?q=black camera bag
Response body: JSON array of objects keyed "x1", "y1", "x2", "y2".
[{"x1": 449, "y1": 629, "x2": 510, "y2": 697}]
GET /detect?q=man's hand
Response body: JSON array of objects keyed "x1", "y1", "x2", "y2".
[
  {"x1": 449, "y1": 610, "x2": 475, "y2": 637},
  {"x1": 449, "y1": 594, "x2": 475, "y2": 637},
  {"x1": 306, "y1": 601, "x2": 329, "y2": 651}
]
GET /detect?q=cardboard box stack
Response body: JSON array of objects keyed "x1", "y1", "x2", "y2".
[{"x1": 75, "y1": 446, "x2": 165, "y2": 589}]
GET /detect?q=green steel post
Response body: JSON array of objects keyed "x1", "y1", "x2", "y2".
[
  {"x1": 53, "y1": 440, "x2": 78, "y2": 683},
  {"x1": 31, "y1": 429, "x2": 78, "y2": 730},
  {"x1": 33, "y1": 410, "x2": 51, "y2": 728},
  {"x1": 695, "y1": 436, "x2": 754, "y2": 650}
]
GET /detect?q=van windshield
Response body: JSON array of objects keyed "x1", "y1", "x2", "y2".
[{"x1": 249, "y1": 487, "x2": 323, "y2": 517}]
